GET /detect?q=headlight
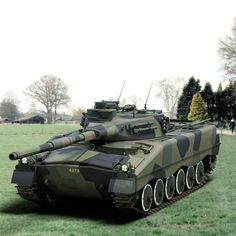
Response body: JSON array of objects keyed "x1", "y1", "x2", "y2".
[
  {"x1": 121, "y1": 164, "x2": 128, "y2": 172},
  {"x1": 21, "y1": 157, "x2": 28, "y2": 165}
]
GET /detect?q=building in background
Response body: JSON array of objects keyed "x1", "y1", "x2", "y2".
[{"x1": 14, "y1": 114, "x2": 45, "y2": 124}]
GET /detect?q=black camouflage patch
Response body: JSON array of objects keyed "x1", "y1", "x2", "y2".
[
  {"x1": 79, "y1": 166, "x2": 113, "y2": 198},
  {"x1": 80, "y1": 153, "x2": 129, "y2": 169},
  {"x1": 152, "y1": 164, "x2": 166, "y2": 179},
  {"x1": 163, "y1": 143, "x2": 172, "y2": 166},
  {"x1": 40, "y1": 143, "x2": 52, "y2": 152},
  {"x1": 86, "y1": 125, "x2": 107, "y2": 139},
  {"x1": 79, "y1": 153, "x2": 129, "y2": 197},
  {"x1": 193, "y1": 130, "x2": 201, "y2": 151},
  {"x1": 176, "y1": 135, "x2": 190, "y2": 159}
]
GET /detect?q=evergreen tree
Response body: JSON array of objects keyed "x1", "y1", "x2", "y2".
[
  {"x1": 177, "y1": 76, "x2": 201, "y2": 120},
  {"x1": 224, "y1": 81, "x2": 235, "y2": 118},
  {"x1": 215, "y1": 80, "x2": 236, "y2": 120},
  {"x1": 201, "y1": 82, "x2": 216, "y2": 119},
  {"x1": 215, "y1": 89, "x2": 223, "y2": 120},
  {"x1": 188, "y1": 92, "x2": 208, "y2": 121}
]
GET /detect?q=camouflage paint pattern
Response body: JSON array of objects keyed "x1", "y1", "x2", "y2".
[{"x1": 10, "y1": 113, "x2": 220, "y2": 202}]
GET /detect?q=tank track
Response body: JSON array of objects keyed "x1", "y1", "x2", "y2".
[
  {"x1": 16, "y1": 186, "x2": 43, "y2": 204},
  {"x1": 16, "y1": 171, "x2": 211, "y2": 216},
  {"x1": 113, "y1": 171, "x2": 210, "y2": 216}
]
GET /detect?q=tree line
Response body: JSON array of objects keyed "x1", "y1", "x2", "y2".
[
  {"x1": 1, "y1": 75, "x2": 235, "y2": 124},
  {"x1": 1, "y1": 17, "x2": 236, "y2": 123}
]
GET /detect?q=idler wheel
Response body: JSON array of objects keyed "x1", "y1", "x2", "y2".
[
  {"x1": 165, "y1": 175, "x2": 175, "y2": 200},
  {"x1": 186, "y1": 166, "x2": 195, "y2": 190},
  {"x1": 175, "y1": 169, "x2": 186, "y2": 195},
  {"x1": 46, "y1": 192, "x2": 58, "y2": 204},
  {"x1": 153, "y1": 179, "x2": 164, "y2": 206},
  {"x1": 139, "y1": 184, "x2": 153, "y2": 212},
  {"x1": 195, "y1": 161, "x2": 204, "y2": 184}
]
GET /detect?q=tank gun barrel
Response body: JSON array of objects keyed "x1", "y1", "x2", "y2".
[{"x1": 9, "y1": 131, "x2": 96, "y2": 160}]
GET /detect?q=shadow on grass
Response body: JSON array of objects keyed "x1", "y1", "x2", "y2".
[
  {"x1": 1, "y1": 197, "x2": 141, "y2": 225},
  {"x1": 1, "y1": 177, "x2": 214, "y2": 225}
]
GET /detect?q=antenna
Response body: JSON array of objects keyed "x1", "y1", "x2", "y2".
[
  {"x1": 144, "y1": 81, "x2": 153, "y2": 110},
  {"x1": 117, "y1": 80, "x2": 126, "y2": 102}
]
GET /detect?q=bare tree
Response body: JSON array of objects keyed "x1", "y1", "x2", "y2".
[
  {"x1": 71, "y1": 105, "x2": 85, "y2": 121},
  {"x1": 128, "y1": 95, "x2": 142, "y2": 106},
  {"x1": 156, "y1": 77, "x2": 186, "y2": 119},
  {"x1": 218, "y1": 18, "x2": 236, "y2": 80},
  {"x1": 24, "y1": 75, "x2": 70, "y2": 124},
  {"x1": 0, "y1": 98, "x2": 19, "y2": 121}
]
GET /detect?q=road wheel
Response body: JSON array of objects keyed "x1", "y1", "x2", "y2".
[
  {"x1": 46, "y1": 192, "x2": 58, "y2": 204},
  {"x1": 165, "y1": 175, "x2": 175, "y2": 200},
  {"x1": 153, "y1": 179, "x2": 164, "y2": 206},
  {"x1": 41, "y1": 190, "x2": 60, "y2": 205},
  {"x1": 195, "y1": 161, "x2": 204, "y2": 184},
  {"x1": 175, "y1": 169, "x2": 185, "y2": 195},
  {"x1": 140, "y1": 184, "x2": 153, "y2": 212},
  {"x1": 186, "y1": 166, "x2": 195, "y2": 190}
]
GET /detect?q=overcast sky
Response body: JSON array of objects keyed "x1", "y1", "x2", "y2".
[{"x1": 0, "y1": 0, "x2": 236, "y2": 112}]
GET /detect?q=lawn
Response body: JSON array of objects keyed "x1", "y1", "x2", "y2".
[{"x1": 0, "y1": 124, "x2": 235, "y2": 236}]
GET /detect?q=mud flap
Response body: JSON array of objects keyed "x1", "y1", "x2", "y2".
[{"x1": 11, "y1": 170, "x2": 35, "y2": 187}]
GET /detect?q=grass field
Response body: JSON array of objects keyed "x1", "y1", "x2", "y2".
[{"x1": 0, "y1": 124, "x2": 235, "y2": 236}]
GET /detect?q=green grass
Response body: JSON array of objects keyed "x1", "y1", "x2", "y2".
[{"x1": 0, "y1": 125, "x2": 235, "y2": 236}]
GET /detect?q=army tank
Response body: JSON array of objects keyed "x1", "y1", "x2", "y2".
[{"x1": 9, "y1": 109, "x2": 220, "y2": 215}]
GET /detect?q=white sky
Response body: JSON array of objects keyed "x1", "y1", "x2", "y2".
[{"x1": 0, "y1": 0, "x2": 236, "y2": 112}]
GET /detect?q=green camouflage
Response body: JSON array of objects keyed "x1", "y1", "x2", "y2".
[{"x1": 9, "y1": 108, "x2": 220, "y2": 213}]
